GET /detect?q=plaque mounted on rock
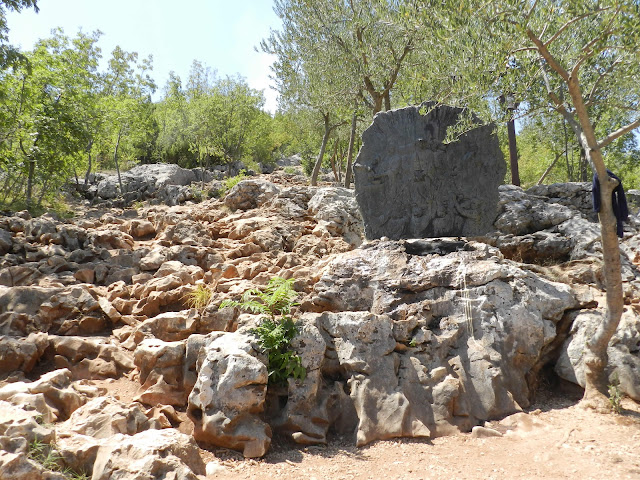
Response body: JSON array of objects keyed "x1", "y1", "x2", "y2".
[{"x1": 354, "y1": 103, "x2": 506, "y2": 239}]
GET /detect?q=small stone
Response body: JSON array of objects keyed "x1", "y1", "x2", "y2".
[{"x1": 471, "y1": 426, "x2": 503, "y2": 438}]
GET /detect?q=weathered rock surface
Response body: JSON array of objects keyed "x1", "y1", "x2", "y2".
[
  {"x1": 187, "y1": 332, "x2": 271, "y2": 458},
  {"x1": 134, "y1": 339, "x2": 187, "y2": 406},
  {"x1": 0, "y1": 332, "x2": 48, "y2": 375},
  {"x1": 308, "y1": 187, "x2": 364, "y2": 247},
  {"x1": 0, "y1": 400, "x2": 54, "y2": 445},
  {"x1": 1, "y1": 166, "x2": 639, "y2": 462},
  {"x1": 354, "y1": 103, "x2": 506, "y2": 239},
  {"x1": 57, "y1": 396, "x2": 154, "y2": 439},
  {"x1": 555, "y1": 307, "x2": 640, "y2": 401},
  {"x1": 224, "y1": 179, "x2": 279, "y2": 211},
  {"x1": 0, "y1": 369, "x2": 90, "y2": 422},
  {"x1": 299, "y1": 240, "x2": 579, "y2": 442},
  {"x1": 91, "y1": 429, "x2": 206, "y2": 480},
  {"x1": 94, "y1": 163, "x2": 209, "y2": 206}
]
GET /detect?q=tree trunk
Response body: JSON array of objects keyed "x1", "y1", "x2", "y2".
[
  {"x1": 84, "y1": 140, "x2": 94, "y2": 186},
  {"x1": 311, "y1": 113, "x2": 331, "y2": 187},
  {"x1": 113, "y1": 127, "x2": 124, "y2": 194},
  {"x1": 25, "y1": 158, "x2": 35, "y2": 207},
  {"x1": 507, "y1": 116, "x2": 520, "y2": 186},
  {"x1": 329, "y1": 140, "x2": 340, "y2": 182},
  {"x1": 537, "y1": 150, "x2": 565, "y2": 185},
  {"x1": 583, "y1": 156, "x2": 624, "y2": 408},
  {"x1": 579, "y1": 147, "x2": 589, "y2": 182},
  {"x1": 344, "y1": 111, "x2": 358, "y2": 188},
  {"x1": 566, "y1": 81, "x2": 624, "y2": 409}
]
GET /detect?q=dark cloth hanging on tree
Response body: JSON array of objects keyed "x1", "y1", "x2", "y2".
[{"x1": 592, "y1": 169, "x2": 629, "y2": 238}]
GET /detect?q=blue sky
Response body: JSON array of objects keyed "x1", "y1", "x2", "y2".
[{"x1": 6, "y1": 0, "x2": 281, "y2": 112}]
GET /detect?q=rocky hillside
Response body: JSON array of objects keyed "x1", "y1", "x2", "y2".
[{"x1": 1, "y1": 165, "x2": 639, "y2": 479}]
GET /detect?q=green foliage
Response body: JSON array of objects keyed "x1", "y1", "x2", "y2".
[
  {"x1": 283, "y1": 166, "x2": 297, "y2": 175},
  {"x1": 0, "y1": 0, "x2": 39, "y2": 68},
  {"x1": 184, "y1": 284, "x2": 212, "y2": 310},
  {"x1": 154, "y1": 64, "x2": 278, "y2": 169},
  {"x1": 0, "y1": 28, "x2": 156, "y2": 211},
  {"x1": 220, "y1": 277, "x2": 305, "y2": 384},
  {"x1": 220, "y1": 276, "x2": 299, "y2": 320},
  {"x1": 251, "y1": 316, "x2": 306, "y2": 384},
  {"x1": 218, "y1": 169, "x2": 248, "y2": 196},
  {"x1": 608, "y1": 374, "x2": 623, "y2": 414},
  {"x1": 28, "y1": 437, "x2": 89, "y2": 480}
]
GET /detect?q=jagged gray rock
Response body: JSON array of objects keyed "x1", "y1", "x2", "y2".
[
  {"x1": 94, "y1": 164, "x2": 209, "y2": 206},
  {"x1": 555, "y1": 308, "x2": 640, "y2": 401},
  {"x1": 354, "y1": 103, "x2": 506, "y2": 239},
  {"x1": 308, "y1": 187, "x2": 364, "y2": 247},
  {"x1": 224, "y1": 179, "x2": 280, "y2": 211},
  {"x1": 91, "y1": 429, "x2": 206, "y2": 480},
  {"x1": 186, "y1": 332, "x2": 271, "y2": 458}
]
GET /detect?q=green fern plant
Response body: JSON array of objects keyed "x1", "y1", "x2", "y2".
[
  {"x1": 220, "y1": 276, "x2": 299, "y2": 320},
  {"x1": 220, "y1": 277, "x2": 305, "y2": 384}
]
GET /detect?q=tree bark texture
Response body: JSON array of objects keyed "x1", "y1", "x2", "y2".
[
  {"x1": 344, "y1": 111, "x2": 357, "y2": 188},
  {"x1": 311, "y1": 113, "x2": 331, "y2": 186}
]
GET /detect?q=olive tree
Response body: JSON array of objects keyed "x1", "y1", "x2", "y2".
[{"x1": 420, "y1": 0, "x2": 640, "y2": 408}]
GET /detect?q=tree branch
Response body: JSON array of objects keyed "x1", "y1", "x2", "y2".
[
  {"x1": 597, "y1": 118, "x2": 640, "y2": 149},
  {"x1": 538, "y1": 59, "x2": 581, "y2": 135},
  {"x1": 527, "y1": 28, "x2": 570, "y2": 81},
  {"x1": 543, "y1": 8, "x2": 611, "y2": 47}
]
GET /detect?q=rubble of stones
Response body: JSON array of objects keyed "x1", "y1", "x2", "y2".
[{"x1": 1, "y1": 165, "x2": 639, "y2": 479}]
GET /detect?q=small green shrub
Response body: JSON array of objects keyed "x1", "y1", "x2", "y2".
[
  {"x1": 220, "y1": 276, "x2": 305, "y2": 384},
  {"x1": 283, "y1": 166, "x2": 297, "y2": 175},
  {"x1": 184, "y1": 284, "x2": 213, "y2": 310},
  {"x1": 252, "y1": 316, "x2": 306, "y2": 384},
  {"x1": 28, "y1": 437, "x2": 89, "y2": 480},
  {"x1": 218, "y1": 170, "x2": 248, "y2": 196},
  {"x1": 608, "y1": 374, "x2": 623, "y2": 414},
  {"x1": 190, "y1": 185, "x2": 207, "y2": 202}
]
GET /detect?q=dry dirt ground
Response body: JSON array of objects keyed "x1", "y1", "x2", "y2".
[{"x1": 93, "y1": 377, "x2": 640, "y2": 480}]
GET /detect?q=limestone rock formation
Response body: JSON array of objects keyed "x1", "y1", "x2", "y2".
[
  {"x1": 57, "y1": 397, "x2": 154, "y2": 439},
  {"x1": 0, "y1": 166, "x2": 639, "y2": 463},
  {"x1": 354, "y1": 103, "x2": 506, "y2": 239},
  {"x1": 187, "y1": 332, "x2": 271, "y2": 458},
  {"x1": 555, "y1": 308, "x2": 640, "y2": 401},
  {"x1": 91, "y1": 429, "x2": 206, "y2": 480}
]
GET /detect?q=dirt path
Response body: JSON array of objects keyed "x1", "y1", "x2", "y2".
[
  {"x1": 91, "y1": 376, "x2": 640, "y2": 479},
  {"x1": 198, "y1": 396, "x2": 640, "y2": 480}
]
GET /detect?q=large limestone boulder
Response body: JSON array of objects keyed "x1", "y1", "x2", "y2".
[
  {"x1": 187, "y1": 332, "x2": 271, "y2": 458},
  {"x1": 555, "y1": 308, "x2": 640, "y2": 401},
  {"x1": 0, "y1": 400, "x2": 54, "y2": 445},
  {"x1": 95, "y1": 163, "x2": 203, "y2": 204},
  {"x1": 354, "y1": 103, "x2": 506, "y2": 239},
  {"x1": 0, "y1": 332, "x2": 48, "y2": 375},
  {"x1": 49, "y1": 335, "x2": 135, "y2": 379},
  {"x1": 57, "y1": 397, "x2": 154, "y2": 439},
  {"x1": 134, "y1": 339, "x2": 188, "y2": 406},
  {"x1": 306, "y1": 239, "x2": 579, "y2": 437},
  {"x1": 0, "y1": 369, "x2": 89, "y2": 422},
  {"x1": 91, "y1": 429, "x2": 206, "y2": 480},
  {"x1": 224, "y1": 179, "x2": 280, "y2": 211},
  {"x1": 308, "y1": 187, "x2": 364, "y2": 247}
]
